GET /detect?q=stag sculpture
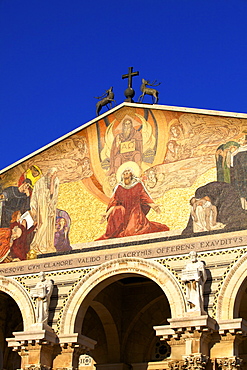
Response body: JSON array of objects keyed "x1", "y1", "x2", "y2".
[
  {"x1": 138, "y1": 79, "x2": 160, "y2": 104},
  {"x1": 95, "y1": 87, "x2": 116, "y2": 116}
]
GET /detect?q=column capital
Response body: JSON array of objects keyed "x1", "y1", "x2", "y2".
[
  {"x1": 168, "y1": 354, "x2": 209, "y2": 370},
  {"x1": 216, "y1": 356, "x2": 243, "y2": 369}
]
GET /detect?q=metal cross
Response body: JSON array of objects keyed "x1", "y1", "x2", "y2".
[{"x1": 122, "y1": 67, "x2": 139, "y2": 88}]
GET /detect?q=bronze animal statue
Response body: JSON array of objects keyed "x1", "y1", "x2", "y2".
[
  {"x1": 138, "y1": 79, "x2": 161, "y2": 104},
  {"x1": 95, "y1": 87, "x2": 116, "y2": 116}
]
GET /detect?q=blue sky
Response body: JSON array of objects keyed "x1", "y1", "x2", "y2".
[{"x1": 1, "y1": 0, "x2": 247, "y2": 170}]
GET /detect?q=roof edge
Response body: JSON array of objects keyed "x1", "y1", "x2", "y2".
[{"x1": 2, "y1": 102, "x2": 247, "y2": 173}]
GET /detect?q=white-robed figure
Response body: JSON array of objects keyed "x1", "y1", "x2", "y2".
[
  {"x1": 190, "y1": 196, "x2": 225, "y2": 233},
  {"x1": 30, "y1": 167, "x2": 59, "y2": 254},
  {"x1": 182, "y1": 251, "x2": 207, "y2": 314},
  {"x1": 30, "y1": 271, "x2": 53, "y2": 324}
]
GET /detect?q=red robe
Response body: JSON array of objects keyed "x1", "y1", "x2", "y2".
[
  {"x1": 10, "y1": 222, "x2": 36, "y2": 260},
  {"x1": 0, "y1": 228, "x2": 11, "y2": 261},
  {"x1": 97, "y1": 182, "x2": 169, "y2": 240}
]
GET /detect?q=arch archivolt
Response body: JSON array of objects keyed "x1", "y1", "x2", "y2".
[
  {"x1": 217, "y1": 251, "x2": 247, "y2": 321},
  {"x1": 59, "y1": 257, "x2": 186, "y2": 334},
  {"x1": 90, "y1": 301, "x2": 120, "y2": 361},
  {"x1": 0, "y1": 275, "x2": 35, "y2": 330}
]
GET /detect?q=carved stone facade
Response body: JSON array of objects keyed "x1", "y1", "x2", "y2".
[
  {"x1": 0, "y1": 249, "x2": 246, "y2": 369},
  {"x1": 216, "y1": 357, "x2": 243, "y2": 370},
  {"x1": 1, "y1": 104, "x2": 247, "y2": 369}
]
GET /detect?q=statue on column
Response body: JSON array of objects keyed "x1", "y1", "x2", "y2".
[
  {"x1": 30, "y1": 271, "x2": 53, "y2": 324},
  {"x1": 182, "y1": 251, "x2": 207, "y2": 314}
]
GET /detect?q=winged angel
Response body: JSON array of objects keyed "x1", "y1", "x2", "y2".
[{"x1": 145, "y1": 114, "x2": 244, "y2": 199}]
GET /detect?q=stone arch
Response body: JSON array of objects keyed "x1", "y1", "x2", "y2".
[
  {"x1": 60, "y1": 257, "x2": 186, "y2": 334},
  {"x1": 90, "y1": 301, "x2": 120, "y2": 362},
  {"x1": 0, "y1": 275, "x2": 35, "y2": 330},
  {"x1": 216, "y1": 252, "x2": 247, "y2": 321}
]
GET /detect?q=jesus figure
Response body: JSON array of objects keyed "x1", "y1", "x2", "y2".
[
  {"x1": 96, "y1": 163, "x2": 169, "y2": 240},
  {"x1": 108, "y1": 118, "x2": 143, "y2": 175}
]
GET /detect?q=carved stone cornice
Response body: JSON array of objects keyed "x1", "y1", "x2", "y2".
[
  {"x1": 56, "y1": 342, "x2": 82, "y2": 360},
  {"x1": 218, "y1": 319, "x2": 247, "y2": 337},
  {"x1": 7, "y1": 325, "x2": 56, "y2": 369},
  {"x1": 58, "y1": 333, "x2": 96, "y2": 352},
  {"x1": 154, "y1": 314, "x2": 216, "y2": 340},
  {"x1": 216, "y1": 356, "x2": 243, "y2": 369},
  {"x1": 169, "y1": 314, "x2": 216, "y2": 334},
  {"x1": 154, "y1": 324, "x2": 182, "y2": 340},
  {"x1": 8, "y1": 339, "x2": 56, "y2": 355},
  {"x1": 7, "y1": 322, "x2": 57, "y2": 351}
]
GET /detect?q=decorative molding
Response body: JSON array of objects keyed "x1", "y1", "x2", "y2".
[
  {"x1": 168, "y1": 360, "x2": 186, "y2": 369},
  {"x1": 155, "y1": 314, "x2": 216, "y2": 343},
  {"x1": 216, "y1": 356, "x2": 243, "y2": 369},
  {"x1": 218, "y1": 318, "x2": 247, "y2": 337},
  {"x1": 60, "y1": 257, "x2": 186, "y2": 334},
  {"x1": 0, "y1": 275, "x2": 36, "y2": 330},
  {"x1": 169, "y1": 354, "x2": 209, "y2": 370},
  {"x1": 182, "y1": 354, "x2": 208, "y2": 370},
  {"x1": 14, "y1": 268, "x2": 93, "y2": 334},
  {"x1": 216, "y1": 250, "x2": 247, "y2": 321},
  {"x1": 21, "y1": 365, "x2": 52, "y2": 370}
]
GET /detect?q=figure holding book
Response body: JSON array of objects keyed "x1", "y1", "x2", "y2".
[
  {"x1": 182, "y1": 251, "x2": 207, "y2": 314},
  {"x1": 109, "y1": 118, "x2": 143, "y2": 175},
  {"x1": 30, "y1": 271, "x2": 53, "y2": 324}
]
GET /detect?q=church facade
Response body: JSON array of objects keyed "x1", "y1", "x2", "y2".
[{"x1": 1, "y1": 102, "x2": 247, "y2": 369}]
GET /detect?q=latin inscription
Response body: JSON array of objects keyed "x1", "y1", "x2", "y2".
[{"x1": 0, "y1": 236, "x2": 244, "y2": 276}]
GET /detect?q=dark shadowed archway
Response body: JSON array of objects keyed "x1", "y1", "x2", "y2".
[
  {"x1": 78, "y1": 274, "x2": 171, "y2": 369},
  {"x1": 0, "y1": 291, "x2": 23, "y2": 370}
]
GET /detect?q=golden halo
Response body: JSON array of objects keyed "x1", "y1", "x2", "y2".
[{"x1": 116, "y1": 161, "x2": 141, "y2": 183}]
